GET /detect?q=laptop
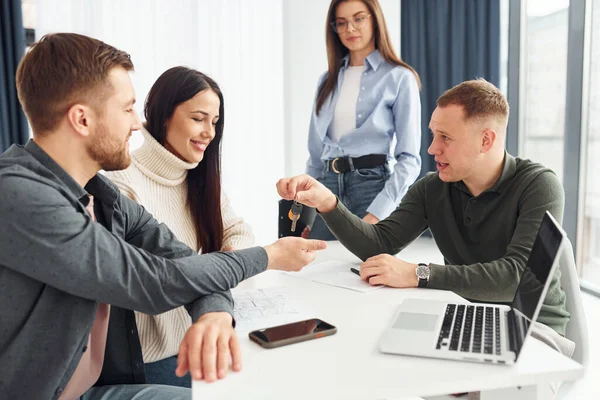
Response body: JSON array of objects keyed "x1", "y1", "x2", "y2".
[{"x1": 378, "y1": 211, "x2": 566, "y2": 365}]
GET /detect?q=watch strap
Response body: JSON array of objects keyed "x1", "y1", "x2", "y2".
[{"x1": 417, "y1": 263, "x2": 429, "y2": 288}]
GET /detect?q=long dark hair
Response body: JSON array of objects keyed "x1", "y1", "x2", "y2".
[
  {"x1": 144, "y1": 66, "x2": 224, "y2": 253},
  {"x1": 316, "y1": 0, "x2": 421, "y2": 115}
]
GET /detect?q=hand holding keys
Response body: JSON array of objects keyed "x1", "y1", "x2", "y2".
[{"x1": 288, "y1": 199, "x2": 303, "y2": 232}]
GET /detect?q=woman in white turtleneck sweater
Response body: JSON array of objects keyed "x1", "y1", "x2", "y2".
[{"x1": 105, "y1": 67, "x2": 254, "y2": 387}]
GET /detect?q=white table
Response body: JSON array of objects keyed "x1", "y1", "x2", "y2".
[{"x1": 193, "y1": 242, "x2": 583, "y2": 400}]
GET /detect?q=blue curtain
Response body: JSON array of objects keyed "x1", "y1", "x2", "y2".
[
  {"x1": 0, "y1": 0, "x2": 28, "y2": 153},
  {"x1": 401, "y1": 0, "x2": 501, "y2": 177}
]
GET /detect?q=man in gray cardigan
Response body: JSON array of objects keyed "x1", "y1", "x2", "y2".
[{"x1": 0, "y1": 33, "x2": 325, "y2": 400}]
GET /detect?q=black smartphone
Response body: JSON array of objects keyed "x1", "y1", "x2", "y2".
[{"x1": 248, "y1": 318, "x2": 337, "y2": 349}]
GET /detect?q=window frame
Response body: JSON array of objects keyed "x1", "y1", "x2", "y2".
[{"x1": 508, "y1": 0, "x2": 599, "y2": 296}]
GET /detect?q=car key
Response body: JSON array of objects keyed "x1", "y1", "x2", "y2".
[{"x1": 289, "y1": 200, "x2": 303, "y2": 232}]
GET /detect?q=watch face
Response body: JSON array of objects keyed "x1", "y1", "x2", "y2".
[{"x1": 416, "y1": 265, "x2": 430, "y2": 279}]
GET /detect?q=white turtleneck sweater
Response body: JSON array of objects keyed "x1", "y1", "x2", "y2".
[{"x1": 104, "y1": 127, "x2": 254, "y2": 363}]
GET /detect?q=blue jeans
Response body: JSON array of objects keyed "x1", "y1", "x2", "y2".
[
  {"x1": 310, "y1": 164, "x2": 389, "y2": 240},
  {"x1": 82, "y1": 384, "x2": 190, "y2": 400},
  {"x1": 144, "y1": 356, "x2": 191, "y2": 388}
]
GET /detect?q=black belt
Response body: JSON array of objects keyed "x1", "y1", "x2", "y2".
[{"x1": 327, "y1": 154, "x2": 387, "y2": 174}]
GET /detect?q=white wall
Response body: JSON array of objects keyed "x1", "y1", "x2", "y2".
[{"x1": 282, "y1": 0, "x2": 401, "y2": 177}]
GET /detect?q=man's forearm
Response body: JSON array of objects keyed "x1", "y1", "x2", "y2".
[
  {"x1": 320, "y1": 199, "x2": 392, "y2": 260},
  {"x1": 427, "y1": 258, "x2": 523, "y2": 302},
  {"x1": 321, "y1": 197, "x2": 426, "y2": 261}
]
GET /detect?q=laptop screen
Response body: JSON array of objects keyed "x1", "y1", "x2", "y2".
[{"x1": 509, "y1": 211, "x2": 564, "y2": 358}]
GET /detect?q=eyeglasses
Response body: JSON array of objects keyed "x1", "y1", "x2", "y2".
[{"x1": 330, "y1": 14, "x2": 372, "y2": 34}]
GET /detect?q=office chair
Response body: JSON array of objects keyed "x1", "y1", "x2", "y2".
[{"x1": 556, "y1": 237, "x2": 589, "y2": 399}]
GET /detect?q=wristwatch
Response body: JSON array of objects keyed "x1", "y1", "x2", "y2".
[{"x1": 416, "y1": 263, "x2": 430, "y2": 288}]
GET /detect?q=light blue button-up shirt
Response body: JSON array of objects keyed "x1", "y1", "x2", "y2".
[{"x1": 306, "y1": 50, "x2": 422, "y2": 219}]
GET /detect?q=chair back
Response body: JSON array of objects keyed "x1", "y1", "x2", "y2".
[{"x1": 557, "y1": 238, "x2": 589, "y2": 398}]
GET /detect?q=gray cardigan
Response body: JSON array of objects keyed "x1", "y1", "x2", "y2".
[{"x1": 0, "y1": 140, "x2": 267, "y2": 400}]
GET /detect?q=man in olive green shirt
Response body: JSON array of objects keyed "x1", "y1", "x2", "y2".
[
  {"x1": 280, "y1": 79, "x2": 573, "y2": 399},
  {"x1": 278, "y1": 79, "x2": 569, "y2": 337}
]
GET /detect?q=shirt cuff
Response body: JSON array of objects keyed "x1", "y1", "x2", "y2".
[
  {"x1": 366, "y1": 192, "x2": 397, "y2": 221},
  {"x1": 186, "y1": 291, "x2": 236, "y2": 326},
  {"x1": 233, "y1": 247, "x2": 269, "y2": 280},
  {"x1": 426, "y1": 263, "x2": 447, "y2": 290},
  {"x1": 320, "y1": 196, "x2": 353, "y2": 220}
]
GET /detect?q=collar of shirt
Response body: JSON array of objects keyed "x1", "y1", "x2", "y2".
[
  {"x1": 341, "y1": 49, "x2": 384, "y2": 72},
  {"x1": 453, "y1": 151, "x2": 517, "y2": 196},
  {"x1": 24, "y1": 139, "x2": 119, "y2": 207}
]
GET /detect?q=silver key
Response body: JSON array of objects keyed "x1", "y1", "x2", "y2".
[{"x1": 290, "y1": 200, "x2": 303, "y2": 232}]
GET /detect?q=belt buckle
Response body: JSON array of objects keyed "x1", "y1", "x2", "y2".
[{"x1": 331, "y1": 157, "x2": 341, "y2": 174}]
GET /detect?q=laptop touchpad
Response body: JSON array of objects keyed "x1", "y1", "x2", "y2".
[{"x1": 393, "y1": 312, "x2": 438, "y2": 331}]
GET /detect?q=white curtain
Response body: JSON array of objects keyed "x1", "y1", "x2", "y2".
[{"x1": 36, "y1": 0, "x2": 285, "y2": 245}]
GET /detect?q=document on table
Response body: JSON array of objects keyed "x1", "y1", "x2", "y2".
[
  {"x1": 232, "y1": 287, "x2": 311, "y2": 333},
  {"x1": 286, "y1": 260, "x2": 384, "y2": 293}
]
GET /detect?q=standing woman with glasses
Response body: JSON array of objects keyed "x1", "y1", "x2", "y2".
[{"x1": 306, "y1": 0, "x2": 422, "y2": 240}]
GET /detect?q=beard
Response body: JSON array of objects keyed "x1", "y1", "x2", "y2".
[{"x1": 86, "y1": 122, "x2": 131, "y2": 171}]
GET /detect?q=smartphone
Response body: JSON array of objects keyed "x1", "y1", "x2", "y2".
[{"x1": 248, "y1": 318, "x2": 337, "y2": 349}]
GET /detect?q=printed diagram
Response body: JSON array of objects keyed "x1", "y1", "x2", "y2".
[{"x1": 233, "y1": 288, "x2": 305, "y2": 332}]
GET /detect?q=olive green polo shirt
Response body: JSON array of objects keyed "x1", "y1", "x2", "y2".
[{"x1": 321, "y1": 153, "x2": 569, "y2": 335}]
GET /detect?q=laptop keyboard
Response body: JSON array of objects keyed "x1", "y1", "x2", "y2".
[{"x1": 436, "y1": 304, "x2": 501, "y2": 355}]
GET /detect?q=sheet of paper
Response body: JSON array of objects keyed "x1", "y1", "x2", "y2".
[
  {"x1": 286, "y1": 260, "x2": 384, "y2": 293},
  {"x1": 232, "y1": 287, "x2": 311, "y2": 333}
]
